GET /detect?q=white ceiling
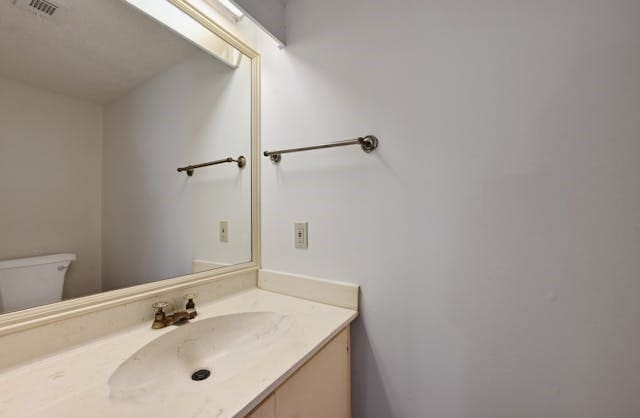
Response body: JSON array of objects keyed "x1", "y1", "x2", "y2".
[{"x1": 0, "y1": 0, "x2": 200, "y2": 103}]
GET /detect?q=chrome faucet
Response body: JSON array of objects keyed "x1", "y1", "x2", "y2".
[{"x1": 151, "y1": 294, "x2": 197, "y2": 329}]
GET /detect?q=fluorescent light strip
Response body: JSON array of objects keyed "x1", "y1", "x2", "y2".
[{"x1": 217, "y1": 0, "x2": 243, "y2": 18}]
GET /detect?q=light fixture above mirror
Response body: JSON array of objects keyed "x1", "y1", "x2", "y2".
[{"x1": 202, "y1": 0, "x2": 245, "y2": 21}]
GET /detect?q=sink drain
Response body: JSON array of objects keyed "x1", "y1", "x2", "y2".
[{"x1": 191, "y1": 369, "x2": 211, "y2": 381}]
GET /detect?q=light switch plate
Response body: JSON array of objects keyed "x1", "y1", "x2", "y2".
[
  {"x1": 220, "y1": 221, "x2": 229, "y2": 242},
  {"x1": 294, "y1": 222, "x2": 308, "y2": 249}
]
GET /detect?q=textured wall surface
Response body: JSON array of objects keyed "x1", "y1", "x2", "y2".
[{"x1": 230, "y1": 0, "x2": 640, "y2": 416}]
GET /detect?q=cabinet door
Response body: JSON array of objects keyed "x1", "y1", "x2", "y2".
[
  {"x1": 246, "y1": 394, "x2": 275, "y2": 418},
  {"x1": 275, "y1": 327, "x2": 351, "y2": 418}
]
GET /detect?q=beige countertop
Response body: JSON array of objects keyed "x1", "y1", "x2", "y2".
[{"x1": 0, "y1": 288, "x2": 358, "y2": 418}]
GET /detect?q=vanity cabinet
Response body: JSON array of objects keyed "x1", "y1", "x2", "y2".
[
  {"x1": 247, "y1": 395, "x2": 275, "y2": 418},
  {"x1": 247, "y1": 326, "x2": 351, "y2": 418}
]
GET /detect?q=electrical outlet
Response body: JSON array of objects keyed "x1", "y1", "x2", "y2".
[
  {"x1": 220, "y1": 221, "x2": 229, "y2": 242},
  {"x1": 294, "y1": 222, "x2": 308, "y2": 249}
]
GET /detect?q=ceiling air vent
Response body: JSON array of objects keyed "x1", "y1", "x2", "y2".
[
  {"x1": 28, "y1": 0, "x2": 58, "y2": 15},
  {"x1": 7, "y1": 0, "x2": 66, "y2": 21}
]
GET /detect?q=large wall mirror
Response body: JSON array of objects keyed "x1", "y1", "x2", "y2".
[{"x1": 0, "y1": 0, "x2": 259, "y2": 317}]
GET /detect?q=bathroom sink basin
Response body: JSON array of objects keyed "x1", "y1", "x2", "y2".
[{"x1": 108, "y1": 312, "x2": 291, "y2": 401}]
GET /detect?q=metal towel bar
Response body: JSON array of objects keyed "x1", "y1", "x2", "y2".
[
  {"x1": 263, "y1": 135, "x2": 379, "y2": 163},
  {"x1": 177, "y1": 156, "x2": 246, "y2": 176}
]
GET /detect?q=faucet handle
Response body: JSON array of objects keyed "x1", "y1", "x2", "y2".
[
  {"x1": 183, "y1": 294, "x2": 197, "y2": 318},
  {"x1": 151, "y1": 301, "x2": 170, "y2": 329},
  {"x1": 152, "y1": 301, "x2": 169, "y2": 311}
]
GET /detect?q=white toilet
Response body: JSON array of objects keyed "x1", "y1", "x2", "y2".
[{"x1": 0, "y1": 253, "x2": 76, "y2": 313}]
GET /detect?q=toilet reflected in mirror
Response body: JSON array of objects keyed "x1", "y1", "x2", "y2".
[{"x1": 0, "y1": 254, "x2": 75, "y2": 312}]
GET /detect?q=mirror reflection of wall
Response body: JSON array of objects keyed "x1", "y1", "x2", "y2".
[{"x1": 0, "y1": 0, "x2": 252, "y2": 314}]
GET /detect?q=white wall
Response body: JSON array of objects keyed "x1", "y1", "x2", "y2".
[
  {"x1": 212, "y1": 0, "x2": 640, "y2": 416},
  {"x1": 0, "y1": 76, "x2": 103, "y2": 300},
  {"x1": 102, "y1": 51, "x2": 252, "y2": 290}
]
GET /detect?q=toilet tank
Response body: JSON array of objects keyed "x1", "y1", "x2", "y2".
[{"x1": 0, "y1": 253, "x2": 76, "y2": 313}]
